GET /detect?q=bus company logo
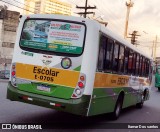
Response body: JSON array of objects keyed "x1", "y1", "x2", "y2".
[
  {"x1": 59, "y1": 24, "x2": 71, "y2": 30},
  {"x1": 2, "y1": 124, "x2": 11, "y2": 129},
  {"x1": 61, "y1": 57, "x2": 72, "y2": 69},
  {"x1": 42, "y1": 55, "x2": 52, "y2": 68}
]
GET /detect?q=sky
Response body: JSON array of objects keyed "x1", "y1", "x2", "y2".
[{"x1": 0, "y1": 0, "x2": 160, "y2": 57}]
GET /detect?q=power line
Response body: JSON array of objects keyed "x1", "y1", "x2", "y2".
[
  {"x1": 89, "y1": 0, "x2": 125, "y2": 36},
  {"x1": 128, "y1": 30, "x2": 140, "y2": 45},
  {"x1": 0, "y1": 0, "x2": 35, "y2": 13},
  {"x1": 76, "y1": 0, "x2": 96, "y2": 18}
]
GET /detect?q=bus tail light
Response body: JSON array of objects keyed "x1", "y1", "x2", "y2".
[
  {"x1": 71, "y1": 73, "x2": 86, "y2": 98},
  {"x1": 11, "y1": 63, "x2": 17, "y2": 87},
  {"x1": 12, "y1": 71, "x2": 15, "y2": 76},
  {"x1": 80, "y1": 75, "x2": 85, "y2": 81},
  {"x1": 78, "y1": 82, "x2": 84, "y2": 88}
]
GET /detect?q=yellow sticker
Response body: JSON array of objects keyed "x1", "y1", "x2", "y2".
[
  {"x1": 94, "y1": 73, "x2": 129, "y2": 88},
  {"x1": 16, "y1": 63, "x2": 80, "y2": 88}
]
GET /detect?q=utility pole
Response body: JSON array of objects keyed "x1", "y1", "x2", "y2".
[
  {"x1": 128, "y1": 30, "x2": 140, "y2": 46},
  {"x1": 76, "y1": 0, "x2": 96, "y2": 18},
  {"x1": 124, "y1": 0, "x2": 134, "y2": 39},
  {"x1": 151, "y1": 40, "x2": 155, "y2": 58},
  {"x1": 154, "y1": 35, "x2": 158, "y2": 61}
]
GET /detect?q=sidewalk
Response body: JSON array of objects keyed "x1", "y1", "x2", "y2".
[{"x1": 0, "y1": 79, "x2": 9, "y2": 83}]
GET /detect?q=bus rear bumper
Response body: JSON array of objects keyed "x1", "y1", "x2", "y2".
[{"x1": 7, "y1": 82, "x2": 91, "y2": 116}]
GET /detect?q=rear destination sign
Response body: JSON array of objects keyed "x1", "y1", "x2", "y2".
[
  {"x1": 16, "y1": 63, "x2": 80, "y2": 88},
  {"x1": 33, "y1": 66, "x2": 60, "y2": 82}
]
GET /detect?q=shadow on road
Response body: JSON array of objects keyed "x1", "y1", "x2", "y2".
[{"x1": 8, "y1": 105, "x2": 139, "y2": 129}]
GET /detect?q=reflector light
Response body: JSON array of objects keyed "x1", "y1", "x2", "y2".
[
  {"x1": 12, "y1": 77, "x2": 16, "y2": 83},
  {"x1": 75, "y1": 89, "x2": 81, "y2": 95},
  {"x1": 12, "y1": 65, "x2": 15, "y2": 69},
  {"x1": 55, "y1": 104, "x2": 61, "y2": 107},
  {"x1": 12, "y1": 71, "x2": 15, "y2": 76},
  {"x1": 78, "y1": 82, "x2": 84, "y2": 88},
  {"x1": 22, "y1": 96, "x2": 28, "y2": 100},
  {"x1": 72, "y1": 94, "x2": 77, "y2": 97},
  {"x1": 80, "y1": 76, "x2": 85, "y2": 81}
]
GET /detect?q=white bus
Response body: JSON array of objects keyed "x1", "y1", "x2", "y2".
[{"x1": 7, "y1": 14, "x2": 152, "y2": 119}]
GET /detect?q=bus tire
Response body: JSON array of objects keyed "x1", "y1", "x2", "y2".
[
  {"x1": 112, "y1": 95, "x2": 123, "y2": 120},
  {"x1": 136, "y1": 90, "x2": 146, "y2": 109},
  {"x1": 158, "y1": 87, "x2": 160, "y2": 91},
  {"x1": 136, "y1": 101, "x2": 144, "y2": 108}
]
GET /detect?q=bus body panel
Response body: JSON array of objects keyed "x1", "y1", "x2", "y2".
[
  {"x1": 88, "y1": 72, "x2": 150, "y2": 116},
  {"x1": 79, "y1": 21, "x2": 100, "y2": 95},
  {"x1": 7, "y1": 82, "x2": 91, "y2": 116}
]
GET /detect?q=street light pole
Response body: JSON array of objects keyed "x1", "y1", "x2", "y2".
[
  {"x1": 154, "y1": 35, "x2": 158, "y2": 61},
  {"x1": 151, "y1": 40, "x2": 154, "y2": 58},
  {"x1": 95, "y1": 15, "x2": 104, "y2": 20},
  {"x1": 124, "y1": 0, "x2": 134, "y2": 39}
]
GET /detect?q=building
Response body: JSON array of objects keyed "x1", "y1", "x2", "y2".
[
  {"x1": 23, "y1": 0, "x2": 36, "y2": 15},
  {"x1": 0, "y1": 9, "x2": 20, "y2": 70},
  {"x1": 24, "y1": 0, "x2": 72, "y2": 15}
]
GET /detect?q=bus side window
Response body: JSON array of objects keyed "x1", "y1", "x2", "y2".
[
  {"x1": 146, "y1": 60, "x2": 149, "y2": 76},
  {"x1": 112, "y1": 43, "x2": 120, "y2": 73},
  {"x1": 149, "y1": 61, "x2": 152, "y2": 81},
  {"x1": 124, "y1": 48, "x2": 129, "y2": 74},
  {"x1": 143, "y1": 59, "x2": 147, "y2": 77},
  {"x1": 104, "y1": 39, "x2": 114, "y2": 72},
  {"x1": 141, "y1": 57, "x2": 145, "y2": 76},
  {"x1": 128, "y1": 50, "x2": 133, "y2": 75},
  {"x1": 139, "y1": 56, "x2": 143, "y2": 76},
  {"x1": 118, "y1": 45, "x2": 125, "y2": 73},
  {"x1": 132, "y1": 53, "x2": 136, "y2": 75},
  {"x1": 97, "y1": 36, "x2": 107, "y2": 71},
  {"x1": 135, "y1": 54, "x2": 139, "y2": 75}
]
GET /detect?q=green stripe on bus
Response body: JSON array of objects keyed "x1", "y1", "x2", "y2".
[
  {"x1": 7, "y1": 82, "x2": 91, "y2": 116},
  {"x1": 73, "y1": 66, "x2": 81, "y2": 71},
  {"x1": 20, "y1": 40, "x2": 83, "y2": 54},
  {"x1": 88, "y1": 87, "x2": 140, "y2": 116},
  {"x1": 17, "y1": 83, "x2": 74, "y2": 99}
]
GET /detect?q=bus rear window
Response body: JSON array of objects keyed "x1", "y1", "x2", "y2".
[{"x1": 20, "y1": 19, "x2": 86, "y2": 55}]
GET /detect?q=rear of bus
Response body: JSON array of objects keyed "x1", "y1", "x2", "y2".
[{"x1": 7, "y1": 14, "x2": 100, "y2": 116}]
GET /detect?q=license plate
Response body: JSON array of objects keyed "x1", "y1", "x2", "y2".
[{"x1": 37, "y1": 85, "x2": 50, "y2": 92}]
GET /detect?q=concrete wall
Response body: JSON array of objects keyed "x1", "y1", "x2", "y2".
[{"x1": 0, "y1": 10, "x2": 20, "y2": 70}]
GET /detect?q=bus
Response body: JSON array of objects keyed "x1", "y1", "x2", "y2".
[
  {"x1": 155, "y1": 65, "x2": 160, "y2": 91},
  {"x1": 7, "y1": 14, "x2": 152, "y2": 119}
]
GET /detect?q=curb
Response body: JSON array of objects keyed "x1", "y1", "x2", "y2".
[{"x1": 0, "y1": 79, "x2": 9, "y2": 83}]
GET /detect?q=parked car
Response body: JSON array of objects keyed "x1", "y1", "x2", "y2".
[{"x1": 0, "y1": 70, "x2": 10, "y2": 79}]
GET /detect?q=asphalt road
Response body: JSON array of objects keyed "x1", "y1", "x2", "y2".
[{"x1": 0, "y1": 80, "x2": 160, "y2": 131}]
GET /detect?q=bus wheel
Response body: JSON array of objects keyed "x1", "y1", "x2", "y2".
[
  {"x1": 112, "y1": 95, "x2": 123, "y2": 120},
  {"x1": 136, "y1": 100, "x2": 144, "y2": 108},
  {"x1": 158, "y1": 87, "x2": 160, "y2": 91},
  {"x1": 136, "y1": 91, "x2": 146, "y2": 109}
]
